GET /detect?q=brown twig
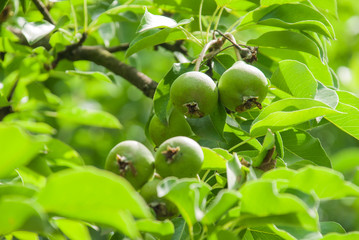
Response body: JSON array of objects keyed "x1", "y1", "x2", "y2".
[
  {"x1": 32, "y1": 0, "x2": 55, "y2": 25},
  {"x1": 53, "y1": 45, "x2": 158, "y2": 98}
]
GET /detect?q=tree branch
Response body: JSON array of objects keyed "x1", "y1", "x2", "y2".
[
  {"x1": 32, "y1": 0, "x2": 55, "y2": 25},
  {"x1": 57, "y1": 45, "x2": 158, "y2": 98}
]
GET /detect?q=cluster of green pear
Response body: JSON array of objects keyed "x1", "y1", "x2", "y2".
[{"x1": 104, "y1": 61, "x2": 268, "y2": 219}]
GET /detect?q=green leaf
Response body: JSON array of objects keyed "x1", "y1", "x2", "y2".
[
  {"x1": 320, "y1": 221, "x2": 346, "y2": 235},
  {"x1": 19, "y1": 0, "x2": 31, "y2": 13},
  {"x1": 247, "y1": 31, "x2": 321, "y2": 59},
  {"x1": 157, "y1": 178, "x2": 211, "y2": 230},
  {"x1": 0, "y1": 0, "x2": 9, "y2": 13},
  {"x1": 153, "y1": 63, "x2": 194, "y2": 123},
  {"x1": 201, "y1": 147, "x2": 227, "y2": 170},
  {"x1": 315, "y1": 82, "x2": 339, "y2": 109},
  {"x1": 202, "y1": 190, "x2": 241, "y2": 225},
  {"x1": 0, "y1": 200, "x2": 47, "y2": 235},
  {"x1": 136, "y1": 219, "x2": 174, "y2": 238},
  {"x1": 0, "y1": 124, "x2": 42, "y2": 178},
  {"x1": 280, "y1": 129, "x2": 331, "y2": 168},
  {"x1": 56, "y1": 107, "x2": 122, "y2": 129},
  {"x1": 250, "y1": 98, "x2": 339, "y2": 137},
  {"x1": 153, "y1": 0, "x2": 217, "y2": 15},
  {"x1": 270, "y1": 60, "x2": 317, "y2": 98},
  {"x1": 259, "y1": 48, "x2": 334, "y2": 86},
  {"x1": 0, "y1": 184, "x2": 37, "y2": 199},
  {"x1": 226, "y1": 153, "x2": 247, "y2": 190},
  {"x1": 240, "y1": 3, "x2": 335, "y2": 38},
  {"x1": 214, "y1": 0, "x2": 233, "y2": 7},
  {"x1": 138, "y1": 9, "x2": 192, "y2": 32},
  {"x1": 171, "y1": 218, "x2": 191, "y2": 240},
  {"x1": 325, "y1": 91, "x2": 359, "y2": 140},
  {"x1": 66, "y1": 71, "x2": 113, "y2": 83},
  {"x1": 239, "y1": 180, "x2": 318, "y2": 231},
  {"x1": 11, "y1": 231, "x2": 39, "y2": 240},
  {"x1": 54, "y1": 219, "x2": 91, "y2": 240},
  {"x1": 331, "y1": 148, "x2": 359, "y2": 173},
  {"x1": 187, "y1": 115, "x2": 226, "y2": 142},
  {"x1": 275, "y1": 225, "x2": 322, "y2": 240},
  {"x1": 40, "y1": 138, "x2": 84, "y2": 167},
  {"x1": 252, "y1": 129, "x2": 275, "y2": 167},
  {"x1": 310, "y1": 0, "x2": 338, "y2": 18},
  {"x1": 8, "y1": 120, "x2": 56, "y2": 134},
  {"x1": 212, "y1": 54, "x2": 236, "y2": 78},
  {"x1": 262, "y1": 166, "x2": 359, "y2": 199},
  {"x1": 37, "y1": 167, "x2": 152, "y2": 238},
  {"x1": 244, "y1": 225, "x2": 297, "y2": 240},
  {"x1": 89, "y1": 5, "x2": 147, "y2": 30},
  {"x1": 322, "y1": 232, "x2": 359, "y2": 240},
  {"x1": 261, "y1": 0, "x2": 303, "y2": 5},
  {"x1": 126, "y1": 28, "x2": 187, "y2": 57},
  {"x1": 22, "y1": 21, "x2": 55, "y2": 45}
]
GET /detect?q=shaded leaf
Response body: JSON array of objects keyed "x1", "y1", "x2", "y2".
[
  {"x1": 280, "y1": 129, "x2": 331, "y2": 167},
  {"x1": 0, "y1": 0, "x2": 9, "y2": 13},
  {"x1": 320, "y1": 221, "x2": 346, "y2": 235},
  {"x1": 226, "y1": 153, "x2": 247, "y2": 190}
]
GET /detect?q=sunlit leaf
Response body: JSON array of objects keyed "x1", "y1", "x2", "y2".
[
  {"x1": 66, "y1": 71, "x2": 113, "y2": 83},
  {"x1": 54, "y1": 219, "x2": 91, "y2": 240},
  {"x1": 56, "y1": 107, "x2": 122, "y2": 129},
  {"x1": 157, "y1": 178, "x2": 211, "y2": 230},
  {"x1": 248, "y1": 31, "x2": 321, "y2": 59},
  {"x1": 126, "y1": 28, "x2": 187, "y2": 57},
  {"x1": 241, "y1": 3, "x2": 335, "y2": 38},
  {"x1": 0, "y1": 124, "x2": 42, "y2": 178},
  {"x1": 22, "y1": 21, "x2": 55, "y2": 45},
  {"x1": 0, "y1": 200, "x2": 47, "y2": 235},
  {"x1": 37, "y1": 167, "x2": 152, "y2": 238},
  {"x1": 239, "y1": 180, "x2": 318, "y2": 231},
  {"x1": 201, "y1": 147, "x2": 227, "y2": 170},
  {"x1": 250, "y1": 98, "x2": 339, "y2": 137},
  {"x1": 262, "y1": 166, "x2": 359, "y2": 199},
  {"x1": 270, "y1": 60, "x2": 317, "y2": 98}
]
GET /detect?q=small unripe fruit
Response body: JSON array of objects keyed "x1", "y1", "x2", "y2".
[
  {"x1": 155, "y1": 136, "x2": 204, "y2": 178},
  {"x1": 140, "y1": 178, "x2": 179, "y2": 220},
  {"x1": 148, "y1": 109, "x2": 193, "y2": 146},
  {"x1": 218, "y1": 61, "x2": 268, "y2": 112},
  {"x1": 105, "y1": 141, "x2": 154, "y2": 189},
  {"x1": 170, "y1": 71, "x2": 218, "y2": 118}
]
